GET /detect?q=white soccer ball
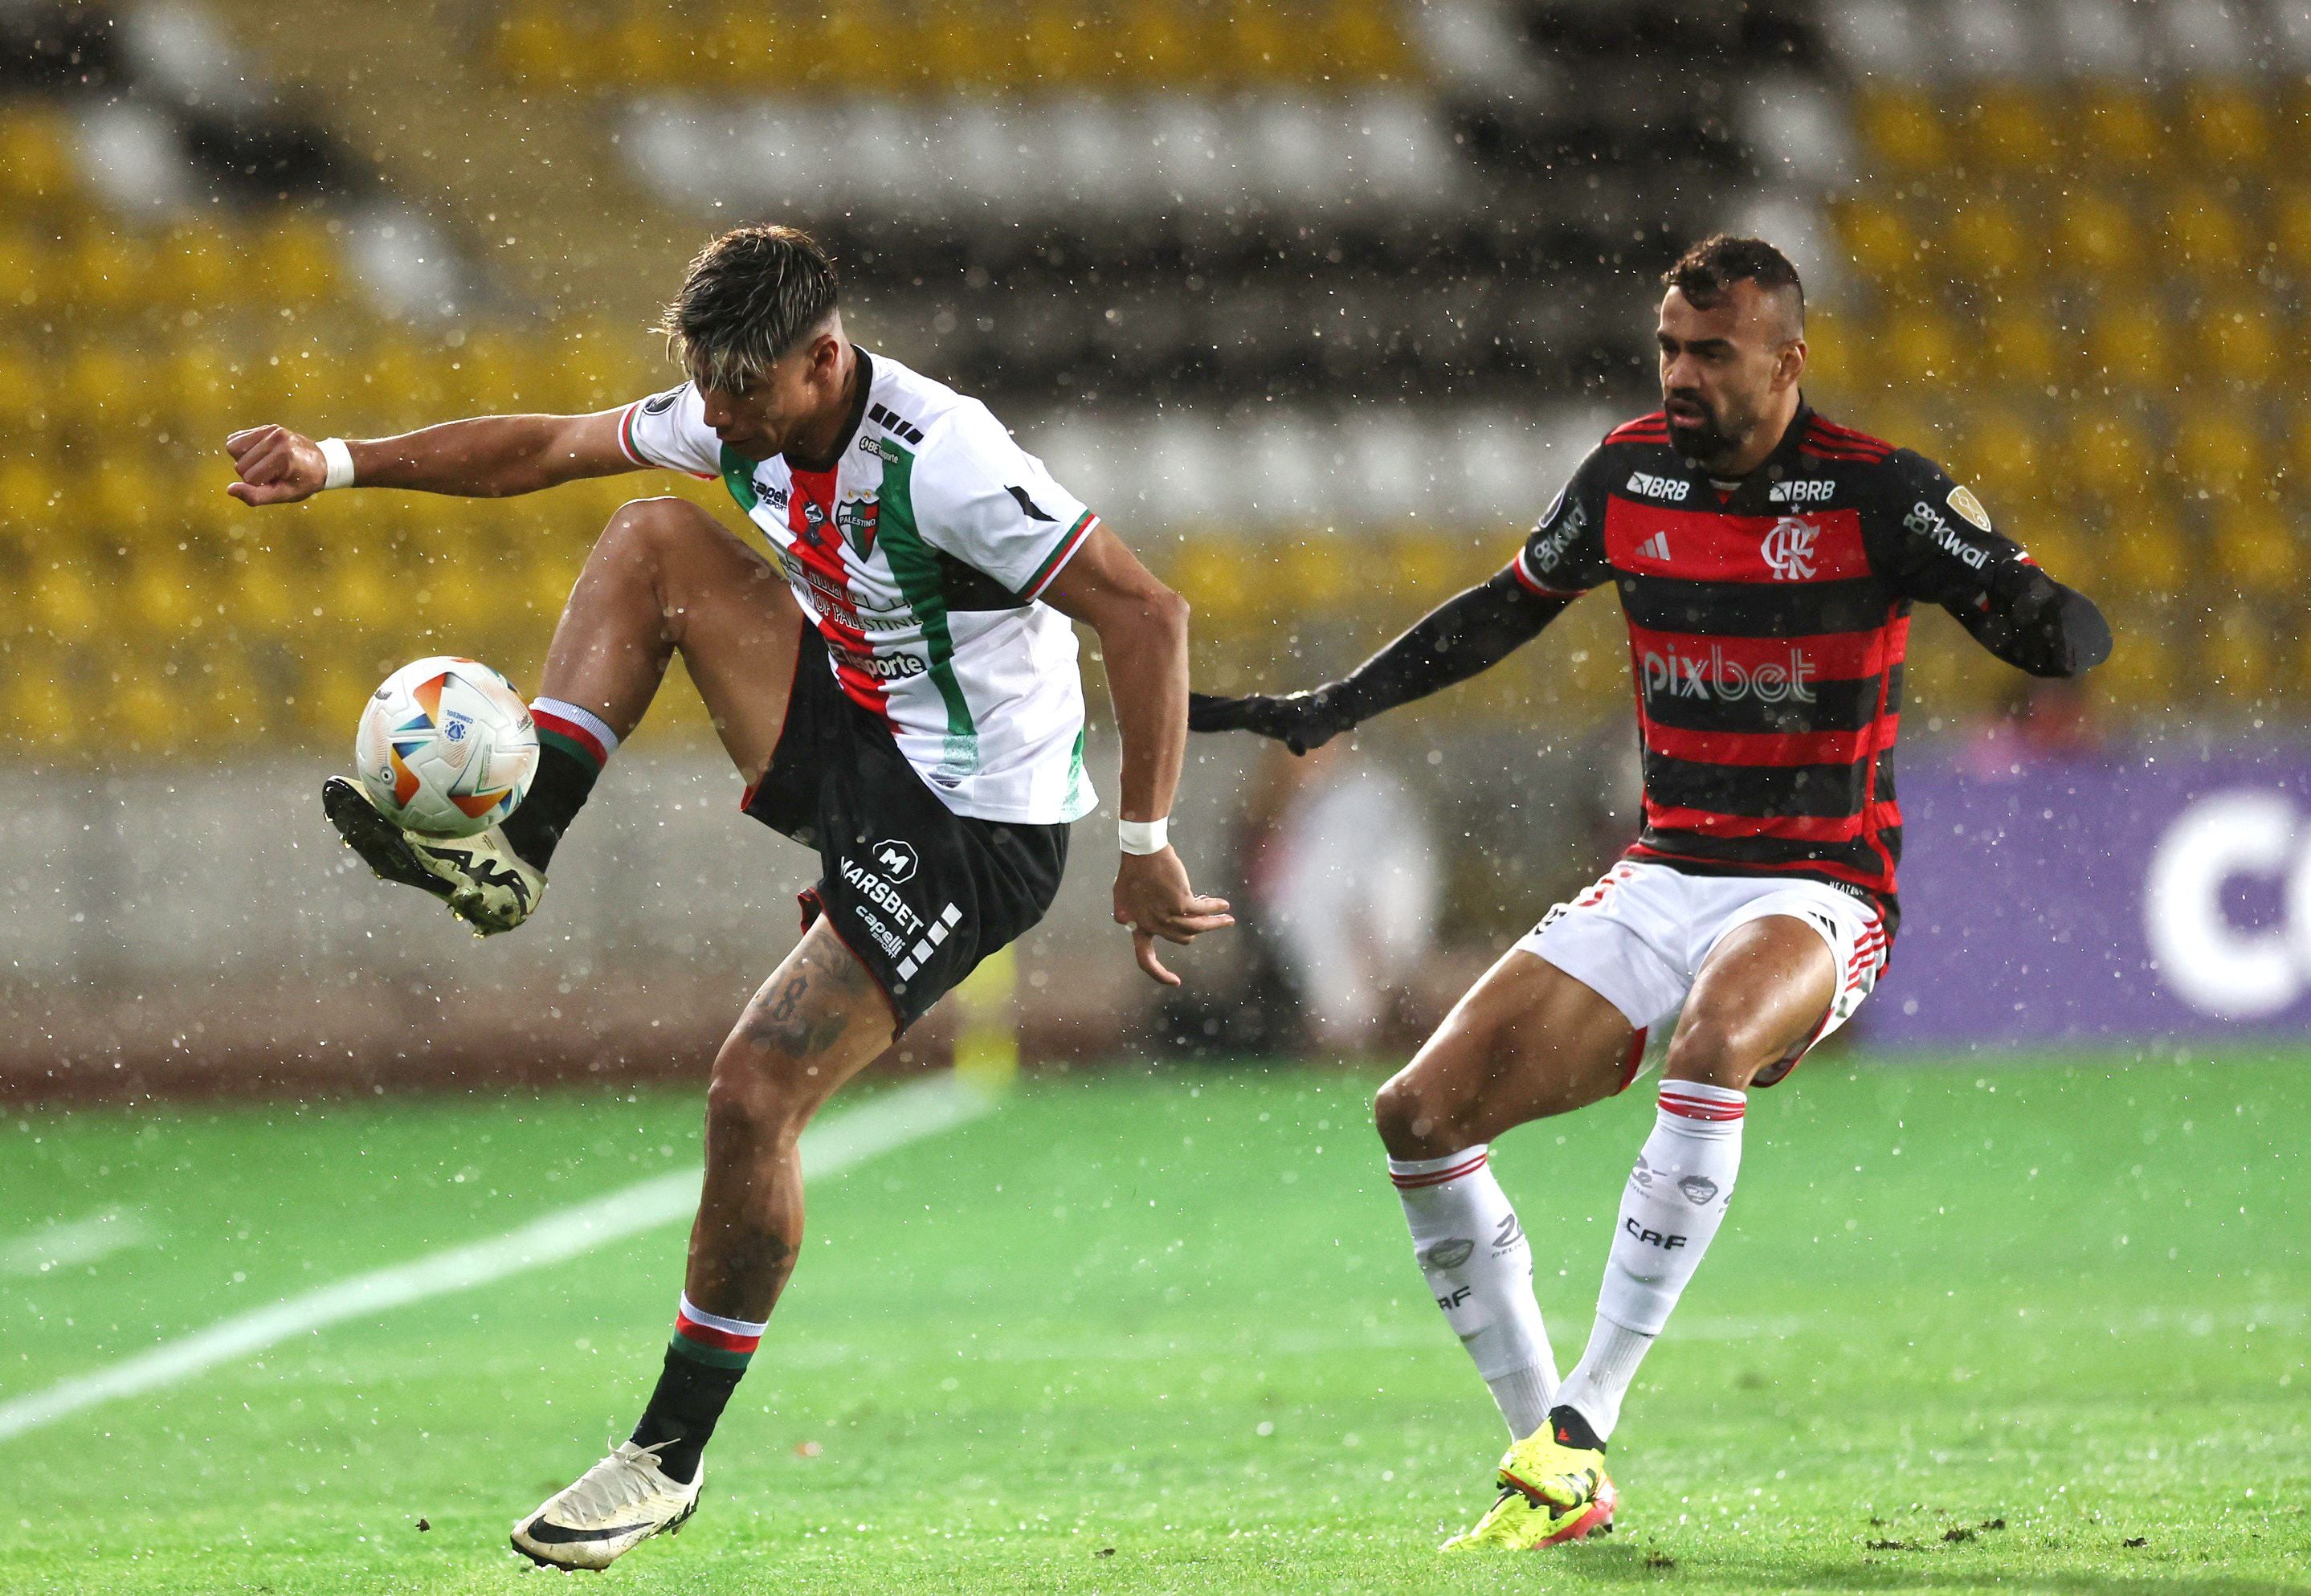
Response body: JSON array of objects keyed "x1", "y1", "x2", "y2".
[{"x1": 354, "y1": 656, "x2": 538, "y2": 839}]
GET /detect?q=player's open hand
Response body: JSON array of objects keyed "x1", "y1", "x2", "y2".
[
  {"x1": 1186, "y1": 688, "x2": 1350, "y2": 756},
  {"x1": 224, "y1": 426, "x2": 328, "y2": 506},
  {"x1": 1113, "y1": 847, "x2": 1233, "y2": 987}
]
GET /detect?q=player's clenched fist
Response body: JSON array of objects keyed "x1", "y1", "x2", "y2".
[
  {"x1": 225, "y1": 425, "x2": 329, "y2": 506},
  {"x1": 1186, "y1": 688, "x2": 1353, "y2": 756}
]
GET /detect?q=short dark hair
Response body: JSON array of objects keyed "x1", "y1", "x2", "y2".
[
  {"x1": 659, "y1": 225, "x2": 841, "y2": 391},
  {"x1": 1663, "y1": 235, "x2": 1803, "y2": 329}
]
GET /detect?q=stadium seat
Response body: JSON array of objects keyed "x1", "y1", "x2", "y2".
[
  {"x1": 2275, "y1": 186, "x2": 2311, "y2": 278},
  {"x1": 2210, "y1": 504, "x2": 2298, "y2": 595},
  {"x1": 1979, "y1": 300, "x2": 2060, "y2": 390},
  {"x1": 1830, "y1": 197, "x2": 1917, "y2": 284},
  {"x1": 0, "y1": 105, "x2": 75, "y2": 203},
  {"x1": 2185, "y1": 82, "x2": 2271, "y2": 169},
  {"x1": 2056, "y1": 191, "x2": 2139, "y2": 284},
  {"x1": 2203, "y1": 603, "x2": 2276, "y2": 701},
  {"x1": 1852, "y1": 89, "x2": 1950, "y2": 177},
  {"x1": 2195, "y1": 298, "x2": 2280, "y2": 388},
  {"x1": 1879, "y1": 307, "x2": 1959, "y2": 385},
  {"x1": 1944, "y1": 198, "x2": 2032, "y2": 285},
  {"x1": 2167, "y1": 187, "x2": 2246, "y2": 280},
  {"x1": 1947, "y1": 405, "x2": 2042, "y2": 512},
  {"x1": 2073, "y1": 87, "x2": 2165, "y2": 178},
  {"x1": 2102, "y1": 502, "x2": 2185, "y2": 598},
  {"x1": 2083, "y1": 301, "x2": 2169, "y2": 390},
  {"x1": 1962, "y1": 86, "x2": 2056, "y2": 180},
  {"x1": 2169, "y1": 406, "x2": 2262, "y2": 498}
]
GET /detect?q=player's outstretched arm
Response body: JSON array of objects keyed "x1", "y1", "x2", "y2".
[
  {"x1": 1870, "y1": 455, "x2": 2113, "y2": 679},
  {"x1": 1040, "y1": 527, "x2": 1235, "y2": 987},
  {"x1": 225, "y1": 410, "x2": 640, "y2": 507},
  {"x1": 1190, "y1": 568, "x2": 1575, "y2": 753}
]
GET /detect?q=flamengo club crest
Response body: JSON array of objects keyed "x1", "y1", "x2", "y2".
[{"x1": 1761, "y1": 516, "x2": 1820, "y2": 581}]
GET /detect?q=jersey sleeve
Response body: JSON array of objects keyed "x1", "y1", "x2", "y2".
[
  {"x1": 908, "y1": 402, "x2": 1099, "y2": 602},
  {"x1": 1863, "y1": 449, "x2": 2035, "y2": 610},
  {"x1": 1513, "y1": 445, "x2": 1614, "y2": 595},
  {"x1": 615, "y1": 382, "x2": 721, "y2": 480}
]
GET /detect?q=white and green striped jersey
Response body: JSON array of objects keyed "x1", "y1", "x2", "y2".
[{"x1": 619, "y1": 351, "x2": 1098, "y2": 826}]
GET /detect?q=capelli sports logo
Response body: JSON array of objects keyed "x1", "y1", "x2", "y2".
[{"x1": 1639, "y1": 641, "x2": 1819, "y2": 704}]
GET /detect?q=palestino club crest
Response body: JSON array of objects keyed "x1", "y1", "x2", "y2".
[{"x1": 1761, "y1": 516, "x2": 1821, "y2": 581}]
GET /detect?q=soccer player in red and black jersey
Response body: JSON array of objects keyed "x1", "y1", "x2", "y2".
[{"x1": 1190, "y1": 236, "x2": 2110, "y2": 1552}]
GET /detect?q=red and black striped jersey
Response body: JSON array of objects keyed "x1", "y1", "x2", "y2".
[{"x1": 1514, "y1": 404, "x2": 2034, "y2": 933}]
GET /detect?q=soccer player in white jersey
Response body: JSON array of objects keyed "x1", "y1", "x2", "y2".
[{"x1": 225, "y1": 226, "x2": 1232, "y2": 1569}]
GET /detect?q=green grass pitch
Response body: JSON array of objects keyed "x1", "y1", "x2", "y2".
[{"x1": 3, "y1": 1052, "x2": 2306, "y2": 1594}]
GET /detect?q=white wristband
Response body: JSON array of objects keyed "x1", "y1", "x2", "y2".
[
  {"x1": 1118, "y1": 817, "x2": 1169, "y2": 856},
  {"x1": 317, "y1": 437, "x2": 357, "y2": 492}
]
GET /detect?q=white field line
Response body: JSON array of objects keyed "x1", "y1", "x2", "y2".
[
  {"x1": 1, "y1": 1209, "x2": 148, "y2": 1278},
  {"x1": 0, "y1": 1075, "x2": 990, "y2": 1443}
]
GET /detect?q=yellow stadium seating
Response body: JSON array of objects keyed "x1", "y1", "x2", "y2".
[
  {"x1": 2083, "y1": 300, "x2": 2170, "y2": 390},
  {"x1": 2056, "y1": 191, "x2": 2140, "y2": 284},
  {"x1": 1831, "y1": 198, "x2": 1919, "y2": 284},
  {"x1": 2102, "y1": 500, "x2": 2186, "y2": 598},
  {"x1": 2211, "y1": 504, "x2": 2297, "y2": 594},
  {"x1": 2073, "y1": 88, "x2": 2166, "y2": 178},
  {"x1": 1962, "y1": 87, "x2": 2057, "y2": 178},
  {"x1": 0, "y1": 106, "x2": 74, "y2": 204},
  {"x1": 1852, "y1": 88, "x2": 1950, "y2": 176},
  {"x1": 2275, "y1": 187, "x2": 2311, "y2": 276},
  {"x1": 1979, "y1": 300, "x2": 2061, "y2": 390},
  {"x1": 2203, "y1": 604, "x2": 2276, "y2": 700},
  {"x1": 1945, "y1": 199, "x2": 2033, "y2": 285},
  {"x1": 2195, "y1": 297, "x2": 2280, "y2": 388},
  {"x1": 2167, "y1": 187, "x2": 2247, "y2": 279},
  {"x1": 2186, "y1": 83, "x2": 2271, "y2": 169},
  {"x1": 2169, "y1": 406, "x2": 2263, "y2": 496},
  {"x1": 1879, "y1": 306, "x2": 1960, "y2": 386}
]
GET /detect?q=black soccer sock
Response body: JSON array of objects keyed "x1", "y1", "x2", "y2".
[
  {"x1": 502, "y1": 700, "x2": 616, "y2": 871},
  {"x1": 629, "y1": 1296, "x2": 766, "y2": 1484}
]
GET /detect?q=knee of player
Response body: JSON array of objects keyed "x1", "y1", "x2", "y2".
[
  {"x1": 1373, "y1": 1073, "x2": 1452, "y2": 1158},
  {"x1": 598, "y1": 496, "x2": 700, "y2": 562},
  {"x1": 704, "y1": 1049, "x2": 811, "y2": 1143},
  {"x1": 1660, "y1": 1019, "x2": 1767, "y2": 1091}
]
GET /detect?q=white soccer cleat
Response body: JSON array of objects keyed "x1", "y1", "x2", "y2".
[
  {"x1": 509, "y1": 1439, "x2": 702, "y2": 1571},
  {"x1": 322, "y1": 776, "x2": 545, "y2": 935}
]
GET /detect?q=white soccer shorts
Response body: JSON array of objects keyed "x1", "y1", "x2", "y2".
[{"x1": 1514, "y1": 860, "x2": 1888, "y2": 1087}]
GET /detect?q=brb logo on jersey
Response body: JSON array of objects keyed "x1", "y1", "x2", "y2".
[
  {"x1": 1624, "y1": 471, "x2": 1691, "y2": 502},
  {"x1": 1761, "y1": 516, "x2": 1821, "y2": 581}
]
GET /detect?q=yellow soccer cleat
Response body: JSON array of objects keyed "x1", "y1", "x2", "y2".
[{"x1": 1439, "y1": 1423, "x2": 1619, "y2": 1552}]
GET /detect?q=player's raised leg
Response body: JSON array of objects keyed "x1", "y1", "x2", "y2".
[
  {"x1": 328, "y1": 496, "x2": 802, "y2": 933},
  {"x1": 1501, "y1": 915, "x2": 1835, "y2": 1532},
  {"x1": 512, "y1": 915, "x2": 896, "y2": 1569},
  {"x1": 1374, "y1": 951, "x2": 1640, "y2": 1550}
]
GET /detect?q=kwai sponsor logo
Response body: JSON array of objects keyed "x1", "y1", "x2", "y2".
[
  {"x1": 1761, "y1": 516, "x2": 1822, "y2": 581},
  {"x1": 1904, "y1": 499, "x2": 1991, "y2": 569},
  {"x1": 1529, "y1": 496, "x2": 1589, "y2": 573},
  {"x1": 1639, "y1": 641, "x2": 1819, "y2": 704}
]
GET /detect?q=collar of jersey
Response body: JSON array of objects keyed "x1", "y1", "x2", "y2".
[{"x1": 782, "y1": 349, "x2": 876, "y2": 476}]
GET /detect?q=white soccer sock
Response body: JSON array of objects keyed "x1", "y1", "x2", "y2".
[
  {"x1": 531, "y1": 696, "x2": 622, "y2": 760},
  {"x1": 1390, "y1": 1144, "x2": 1557, "y2": 1438},
  {"x1": 1557, "y1": 1080, "x2": 1745, "y2": 1441}
]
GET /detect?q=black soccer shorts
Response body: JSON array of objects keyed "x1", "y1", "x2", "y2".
[{"x1": 741, "y1": 649, "x2": 1069, "y2": 1032}]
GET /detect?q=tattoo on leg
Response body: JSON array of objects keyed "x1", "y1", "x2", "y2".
[
  {"x1": 767, "y1": 974, "x2": 806, "y2": 1023},
  {"x1": 739, "y1": 957, "x2": 855, "y2": 1057}
]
